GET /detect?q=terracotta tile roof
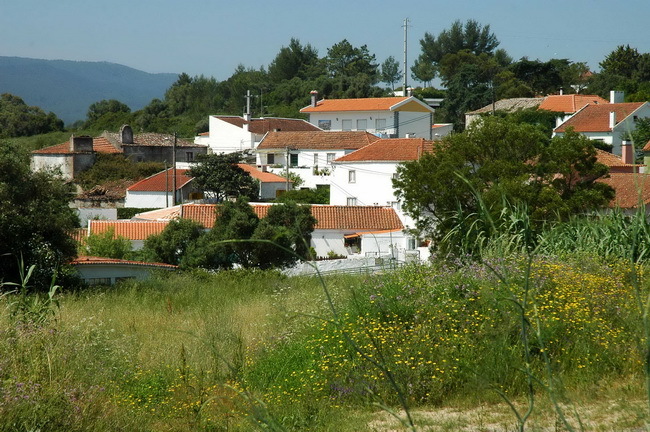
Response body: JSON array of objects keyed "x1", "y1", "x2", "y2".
[
  {"x1": 257, "y1": 131, "x2": 381, "y2": 151},
  {"x1": 32, "y1": 136, "x2": 121, "y2": 154},
  {"x1": 598, "y1": 173, "x2": 650, "y2": 209},
  {"x1": 216, "y1": 116, "x2": 320, "y2": 133},
  {"x1": 538, "y1": 94, "x2": 609, "y2": 113},
  {"x1": 135, "y1": 203, "x2": 403, "y2": 231},
  {"x1": 301, "y1": 97, "x2": 409, "y2": 113},
  {"x1": 70, "y1": 228, "x2": 88, "y2": 244},
  {"x1": 237, "y1": 164, "x2": 289, "y2": 183},
  {"x1": 595, "y1": 149, "x2": 640, "y2": 170},
  {"x1": 127, "y1": 169, "x2": 193, "y2": 192},
  {"x1": 555, "y1": 102, "x2": 645, "y2": 133},
  {"x1": 104, "y1": 132, "x2": 202, "y2": 148},
  {"x1": 89, "y1": 220, "x2": 169, "y2": 240},
  {"x1": 334, "y1": 138, "x2": 434, "y2": 162},
  {"x1": 467, "y1": 98, "x2": 543, "y2": 115},
  {"x1": 71, "y1": 255, "x2": 177, "y2": 269}
]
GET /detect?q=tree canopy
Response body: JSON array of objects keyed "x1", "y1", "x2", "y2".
[
  {"x1": 0, "y1": 93, "x2": 64, "y2": 138},
  {"x1": 0, "y1": 141, "x2": 79, "y2": 290},
  {"x1": 188, "y1": 153, "x2": 258, "y2": 202},
  {"x1": 393, "y1": 117, "x2": 614, "y2": 254}
]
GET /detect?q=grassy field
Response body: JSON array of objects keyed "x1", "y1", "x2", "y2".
[{"x1": 1, "y1": 252, "x2": 649, "y2": 431}]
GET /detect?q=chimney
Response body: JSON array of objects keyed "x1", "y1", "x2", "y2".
[
  {"x1": 310, "y1": 90, "x2": 318, "y2": 107},
  {"x1": 69, "y1": 135, "x2": 93, "y2": 152},
  {"x1": 407, "y1": 87, "x2": 413, "y2": 97},
  {"x1": 621, "y1": 140, "x2": 634, "y2": 165},
  {"x1": 559, "y1": 88, "x2": 563, "y2": 95},
  {"x1": 119, "y1": 124, "x2": 134, "y2": 144},
  {"x1": 610, "y1": 90, "x2": 624, "y2": 104},
  {"x1": 609, "y1": 111, "x2": 616, "y2": 129}
]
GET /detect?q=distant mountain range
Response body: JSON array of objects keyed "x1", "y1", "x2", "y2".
[{"x1": 0, "y1": 56, "x2": 178, "y2": 124}]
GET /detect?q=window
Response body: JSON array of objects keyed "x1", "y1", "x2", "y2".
[
  {"x1": 267, "y1": 153, "x2": 275, "y2": 164},
  {"x1": 318, "y1": 120, "x2": 331, "y2": 130},
  {"x1": 186, "y1": 152, "x2": 194, "y2": 162},
  {"x1": 290, "y1": 153, "x2": 298, "y2": 167},
  {"x1": 392, "y1": 172, "x2": 399, "y2": 180},
  {"x1": 347, "y1": 197, "x2": 357, "y2": 206},
  {"x1": 342, "y1": 119, "x2": 352, "y2": 131},
  {"x1": 348, "y1": 170, "x2": 356, "y2": 183},
  {"x1": 375, "y1": 118, "x2": 387, "y2": 130},
  {"x1": 356, "y1": 119, "x2": 367, "y2": 131},
  {"x1": 313, "y1": 153, "x2": 319, "y2": 166},
  {"x1": 327, "y1": 153, "x2": 335, "y2": 164}
]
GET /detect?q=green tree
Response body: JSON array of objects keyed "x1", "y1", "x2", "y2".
[
  {"x1": 410, "y1": 57, "x2": 436, "y2": 86},
  {"x1": 82, "y1": 227, "x2": 132, "y2": 259},
  {"x1": 86, "y1": 99, "x2": 131, "y2": 123},
  {"x1": 393, "y1": 117, "x2": 614, "y2": 253},
  {"x1": 0, "y1": 93, "x2": 64, "y2": 138},
  {"x1": 76, "y1": 154, "x2": 164, "y2": 190},
  {"x1": 189, "y1": 153, "x2": 259, "y2": 202},
  {"x1": 0, "y1": 141, "x2": 79, "y2": 291},
  {"x1": 268, "y1": 38, "x2": 323, "y2": 82},
  {"x1": 380, "y1": 56, "x2": 402, "y2": 90},
  {"x1": 326, "y1": 39, "x2": 379, "y2": 82},
  {"x1": 142, "y1": 218, "x2": 205, "y2": 265},
  {"x1": 417, "y1": 19, "x2": 500, "y2": 69}
]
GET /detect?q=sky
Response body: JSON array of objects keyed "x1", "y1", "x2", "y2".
[{"x1": 1, "y1": 0, "x2": 649, "y2": 83}]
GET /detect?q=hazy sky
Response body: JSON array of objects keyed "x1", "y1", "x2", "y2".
[{"x1": 1, "y1": 0, "x2": 648, "y2": 81}]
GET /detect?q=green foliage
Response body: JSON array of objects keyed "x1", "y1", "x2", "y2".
[
  {"x1": 0, "y1": 141, "x2": 79, "y2": 291},
  {"x1": 75, "y1": 153, "x2": 164, "y2": 190},
  {"x1": 81, "y1": 227, "x2": 132, "y2": 259},
  {"x1": 268, "y1": 38, "x2": 323, "y2": 82},
  {"x1": 189, "y1": 152, "x2": 258, "y2": 202},
  {"x1": 2, "y1": 262, "x2": 60, "y2": 328},
  {"x1": 85, "y1": 99, "x2": 131, "y2": 129},
  {"x1": 142, "y1": 218, "x2": 206, "y2": 266},
  {"x1": 393, "y1": 117, "x2": 614, "y2": 254},
  {"x1": 0, "y1": 93, "x2": 64, "y2": 138},
  {"x1": 275, "y1": 186, "x2": 330, "y2": 204},
  {"x1": 116, "y1": 207, "x2": 159, "y2": 219},
  {"x1": 380, "y1": 56, "x2": 402, "y2": 90}
]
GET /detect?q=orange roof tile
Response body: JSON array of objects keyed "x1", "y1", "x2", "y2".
[
  {"x1": 71, "y1": 255, "x2": 177, "y2": 269},
  {"x1": 32, "y1": 136, "x2": 121, "y2": 154},
  {"x1": 301, "y1": 97, "x2": 409, "y2": 113},
  {"x1": 598, "y1": 173, "x2": 650, "y2": 208},
  {"x1": 135, "y1": 203, "x2": 403, "y2": 231},
  {"x1": 595, "y1": 149, "x2": 640, "y2": 170},
  {"x1": 89, "y1": 220, "x2": 169, "y2": 240},
  {"x1": 334, "y1": 138, "x2": 434, "y2": 162},
  {"x1": 257, "y1": 131, "x2": 381, "y2": 151},
  {"x1": 237, "y1": 164, "x2": 289, "y2": 183},
  {"x1": 538, "y1": 94, "x2": 609, "y2": 113},
  {"x1": 216, "y1": 116, "x2": 320, "y2": 133},
  {"x1": 642, "y1": 139, "x2": 650, "y2": 152},
  {"x1": 127, "y1": 169, "x2": 193, "y2": 192},
  {"x1": 555, "y1": 102, "x2": 645, "y2": 133}
]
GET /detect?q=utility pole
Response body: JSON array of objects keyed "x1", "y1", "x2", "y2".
[
  {"x1": 403, "y1": 18, "x2": 409, "y2": 96},
  {"x1": 165, "y1": 161, "x2": 169, "y2": 207},
  {"x1": 285, "y1": 146, "x2": 290, "y2": 191},
  {"x1": 245, "y1": 90, "x2": 252, "y2": 120},
  {"x1": 172, "y1": 132, "x2": 177, "y2": 206}
]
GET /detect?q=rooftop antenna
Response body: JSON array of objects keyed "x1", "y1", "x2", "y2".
[{"x1": 402, "y1": 18, "x2": 410, "y2": 96}]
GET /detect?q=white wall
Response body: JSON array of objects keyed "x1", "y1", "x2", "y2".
[
  {"x1": 260, "y1": 181, "x2": 288, "y2": 200},
  {"x1": 31, "y1": 154, "x2": 74, "y2": 180},
  {"x1": 201, "y1": 117, "x2": 255, "y2": 154},
  {"x1": 307, "y1": 110, "x2": 433, "y2": 139},
  {"x1": 77, "y1": 208, "x2": 118, "y2": 226},
  {"x1": 311, "y1": 230, "x2": 347, "y2": 258},
  {"x1": 75, "y1": 263, "x2": 173, "y2": 285},
  {"x1": 262, "y1": 149, "x2": 352, "y2": 189},
  {"x1": 125, "y1": 191, "x2": 170, "y2": 208}
]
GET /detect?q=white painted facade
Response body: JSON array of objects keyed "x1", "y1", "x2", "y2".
[
  {"x1": 329, "y1": 160, "x2": 416, "y2": 228},
  {"x1": 125, "y1": 189, "x2": 190, "y2": 209},
  {"x1": 197, "y1": 116, "x2": 257, "y2": 153},
  {"x1": 259, "y1": 149, "x2": 354, "y2": 189},
  {"x1": 307, "y1": 110, "x2": 434, "y2": 139},
  {"x1": 74, "y1": 261, "x2": 175, "y2": 285},
  {"x1": 554, "y1": 103, "x2": 650, "y2": 156}
]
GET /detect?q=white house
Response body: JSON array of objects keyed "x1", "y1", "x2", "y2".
[
  {"x1": 72, "y1": 256, "x2": 177, "y2": 285},
  {"x1": 300, "y1": 92, "x2": 436, "y2": 139},
  {"x1": 194, "y1": 115, "x2": 320, "y2": 154},
  {"x1": 125, "y1": 168, "x2": 197, "y2": 208},
  {"x1": 101, "y1": 203, "x2": 415, "y2": 260},
  {"x1": 330, "y1": 138, "x2": 434, "y2": 229},
  {"x1": 553, "y1": 100, "x2": 650, "y2": 156},
  {"x1": 256, "y1": 131, "x2": 381, "y2": 189},
  {"x1": 31, "y1": 135, "x2": 121, "y2": 180}
]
